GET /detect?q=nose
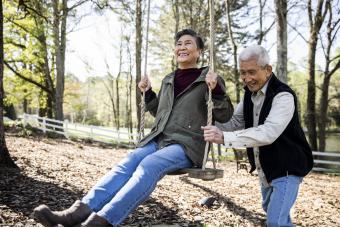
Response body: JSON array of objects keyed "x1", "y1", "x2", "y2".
[
  {"x1": 178, "y1": 43, "x2": 186, "y2": 50},
  {"x1": 179, "y1": 46, "x2": 186, "y2": 51},
  {"x1": 243, "y1": 76, "x2": 252, "y2": 83}
]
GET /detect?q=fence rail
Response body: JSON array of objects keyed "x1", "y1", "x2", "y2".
[
  {"x1": 312, "y1": 151, "x2": 340, "y2": 173},
  {"x1": 21, "y1": 114, "x2": 139, "y2": 147},
  {"x1": 20, "y1": 114, "x2": 340, "y2": 173}
]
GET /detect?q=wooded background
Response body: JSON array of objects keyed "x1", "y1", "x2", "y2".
[{"x1": 0, "y1": 0, "x2": 340, "y2": 167}]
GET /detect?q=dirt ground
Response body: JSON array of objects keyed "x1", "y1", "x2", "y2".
[{"x1": 0, "y1": 133, "x2": 339, "y2": 226}]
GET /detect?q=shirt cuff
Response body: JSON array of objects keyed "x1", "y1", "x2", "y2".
[
  {"x1": 211, "y1": 83, "x2": 225, "y2": 99},
  {"x1": 145, "y1": 88, "x2": 156, "y2": 103},
  {"x1": 223, "y1": 131, "x2": 248, "y2": 148}
]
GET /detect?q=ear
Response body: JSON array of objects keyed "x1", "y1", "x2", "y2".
[{"x1": 266, "y1": 64, "x2": 273, "y2": 75}]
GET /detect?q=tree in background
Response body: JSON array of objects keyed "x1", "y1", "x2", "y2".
[
  {"x1": 317, "y1": 0, "x2": 340, "y2": 151},
  {"x1": 0, "y1": 0, "x2": 17, "y2": 168},
  {"x1": 4, "y1": 1, "x2": 53, "y2": 117},
  {"x1": 225, "y1": 0, "x2": 244, "y2": 103},
  {"x1": 256, "y1": 0, "x2": 274, "y2": 45},
  {"x1": 306, "y1": 0, "x2": 328, "y2": 150},
  {"x1": 1, "y1": 0, "x2": 339, "y2": 151},
  {"x1": 5, "y1": 0, "x2": 90, "y2": 121},
  {"x1": 275, "y1": 0, "x2": 287, "y2": 82}
]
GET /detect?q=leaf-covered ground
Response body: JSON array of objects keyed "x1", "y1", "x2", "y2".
[{"x1": 1, "y1": 133, "x2": 339, "y2": 226}]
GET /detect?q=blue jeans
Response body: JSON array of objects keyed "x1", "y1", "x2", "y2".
[
  {"x1": 261, "y1": 175, "x2": 302, "y2": 227},
  {"x1": 81, "y1": 141, "x2": 192, "y2": 226}
]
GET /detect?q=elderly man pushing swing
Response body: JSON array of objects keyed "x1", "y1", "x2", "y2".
[{"x1": 202, "y1": 44, "x2": 313, "y2": 227}]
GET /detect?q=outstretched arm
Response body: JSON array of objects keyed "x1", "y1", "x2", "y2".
[{"x1": 203, "y1": 92, "x2": 295, "y2": 148}]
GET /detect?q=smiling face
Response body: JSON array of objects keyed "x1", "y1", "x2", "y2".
[
  {"x1": 239, "y1": 58, "x2": 272, "y2": 92},
  {"x1": 174, "y1": 34, "x2": 202, "y2": 69}
]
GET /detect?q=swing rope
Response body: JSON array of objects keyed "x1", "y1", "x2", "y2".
[
  {"x1": 202, "y1": 0, "x2": 216, "y2": 170},
  {"x1": 138, "y1": 0, "x2": 151, "y2": 142}
]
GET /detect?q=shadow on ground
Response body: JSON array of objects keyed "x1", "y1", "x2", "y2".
[
  {"x1": 0, "y1": 167, "x2": 83, "y2": 222},
  {"x1": 180, "y1": 176, "x2": 266, "y2": 226},
  {"x1": 123, "y1": 197, "x2": 193, "y2": 226}
]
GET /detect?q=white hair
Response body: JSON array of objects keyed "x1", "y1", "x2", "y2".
[{"x1": 238, "y1": 44, "x2": 270, "y2": 67}]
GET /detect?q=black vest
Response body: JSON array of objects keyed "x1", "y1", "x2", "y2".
[{"x1": 243, "y1": 74, "x2": 313, "y2": 183}]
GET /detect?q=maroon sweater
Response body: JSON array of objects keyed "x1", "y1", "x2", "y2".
[{"x1": 146, "y1": 68, "x2": 224, "y2": 101}]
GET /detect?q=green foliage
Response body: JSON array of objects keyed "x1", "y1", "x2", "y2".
[
  {"x1": 3, "y1": 0, "x2": 339, "y2": 136},
  {"x1": 3, "y1": 0, "x2": 54, "y2": 116},
  {"x1": 287, "y1": 69, "x2": 308, "y2": 123}
]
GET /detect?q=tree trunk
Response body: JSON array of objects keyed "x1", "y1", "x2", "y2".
[
  {"x1": 115, "y1": 76, "x2": 120, "y2": 129},
  {"x1": 318, "y1": 0, "x2": 340, "y2": 151},
  {"x1": 171, "y1": 0, "x2": 179, "y2": 71},
  {"x1": 226, "y1": 0, "x2": 240, "y2": 102},
  {"x1": 126, "y1": 35, "x2": 134, "y2": 140},
  {"x1": 275, "y1": 0, "x2": 287, "y2": 83},
  {"x1": 35, "y1": 0, "x2": 55, "y2": 117},
  {"x1": 4, "y1": 102, "x2": 16, "y2": 120},
  {"x1": 115, "y1": 34, "x2": 123, "y2": 130},
  {"x1": 0, "y1": 0, "x2": 17, "y2": 168},
  {"x1": 23, "y1": 98, "x2": 28, "y2": 113},
  {"x1": 318, "y1": 76, "x2": 330, "y2": 151},
  {"x1": 53, "y1": 0, "x2": 67, "y2": 121},
  {"x1": 306, "y1": 0, "x2": 326, "y2": 150},
  {"x1": 135, "y1": 0, "x2": 142, "y2": 130},
  {"x1": 306, "y1": 38, "x2": 318, "y2": 150},
  {"x1": 38, "y1": 90, "x2": 47, "y2": 117},
  {"x1": 257, "y1": 0, "x2": 265, "y2": 45}
]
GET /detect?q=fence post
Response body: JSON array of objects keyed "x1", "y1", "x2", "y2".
[
  {"x1": 42, "y1": 117, "x2": 46, "y2": 134},
  {"x1": 64, "y1": 119, "x2": 69, "y2": 139},
  {"x1": 117, "y1": 130, "x2": 121, "y2": 146},
  {"x1": 22, "y1": 113, "x2": 27, "y2": 128},
  {"x1": 90, "y1": 126, "x2": 94, "y2": 139}
]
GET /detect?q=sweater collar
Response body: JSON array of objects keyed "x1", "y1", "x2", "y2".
[{"x1": 163, "y1": 66, "x2": 209, "y2": 84}]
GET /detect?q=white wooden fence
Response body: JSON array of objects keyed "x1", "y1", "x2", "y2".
[
  {"x1": 21, "y1": 114, "x2": 139, "y2": 146},
  {"x1": 20, "y1": 114, "x2": 340, "y2": 173},
  {"x1": 312, "y1": 151, "x2": 340, "y2": 173}
]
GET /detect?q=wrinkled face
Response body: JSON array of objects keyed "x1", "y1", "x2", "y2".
[
  {"x1": 239, "y1": 59, "x2": 272, "y2": 92},
  {"x1": 174, "y1": 35, "x2": 201, "y2": 68}
]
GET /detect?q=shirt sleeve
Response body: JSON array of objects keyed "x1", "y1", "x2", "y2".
[
  {"x1": 145, "y1": 88, "x2": 157, "y2": 103},
  {"x1": 223, "y1": 92, "x2": 295, "y2": 148}
]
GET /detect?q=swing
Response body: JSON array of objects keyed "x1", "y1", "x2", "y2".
[{"x1": 139, "y1": 0, "x2": 223, "y2": 181}]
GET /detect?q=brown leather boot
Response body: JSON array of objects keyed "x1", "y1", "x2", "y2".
[
  {"x1": 81, "y1": 212, "x2": 110, "y2": 227},
  {"x1": 33, "y1": 200, "x2": 92, "y2": 227}
]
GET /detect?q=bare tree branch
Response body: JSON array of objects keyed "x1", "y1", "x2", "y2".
[
  {"x1": 17, "y1": 0, "x2": 48, "y2": 22},
  {"x1": 330, "y1": 54, "x2": 340, "y2": 63},
  {"x1": 4, "y1": 61, "x2": 51, "y2": 94},
  {"x1": 68, "y1": 0, "x2": 89, "y2": 11},
  {"x1": 287, "y1": 21, "x2": 308, "y2": 42},
  {"x1": 328, "y1": 58, "x2": 340, "y2": 77}
]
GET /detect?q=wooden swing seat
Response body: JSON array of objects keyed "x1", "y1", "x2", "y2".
[{"x1": 168, "y1": 168, "x2": 223, "y2": 181}]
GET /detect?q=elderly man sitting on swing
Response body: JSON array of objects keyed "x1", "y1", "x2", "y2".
[{"x1": 33, "y1": 28, "x2": 233, "y2": 226}]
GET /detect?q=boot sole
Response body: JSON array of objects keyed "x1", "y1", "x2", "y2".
[{"x1": 32, "y1": 208, "x2": 58, "y2": 227}]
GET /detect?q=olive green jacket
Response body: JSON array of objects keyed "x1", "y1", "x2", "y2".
[{"x1": 138, "y1": 67, "x2": 233, "y2": 166}]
